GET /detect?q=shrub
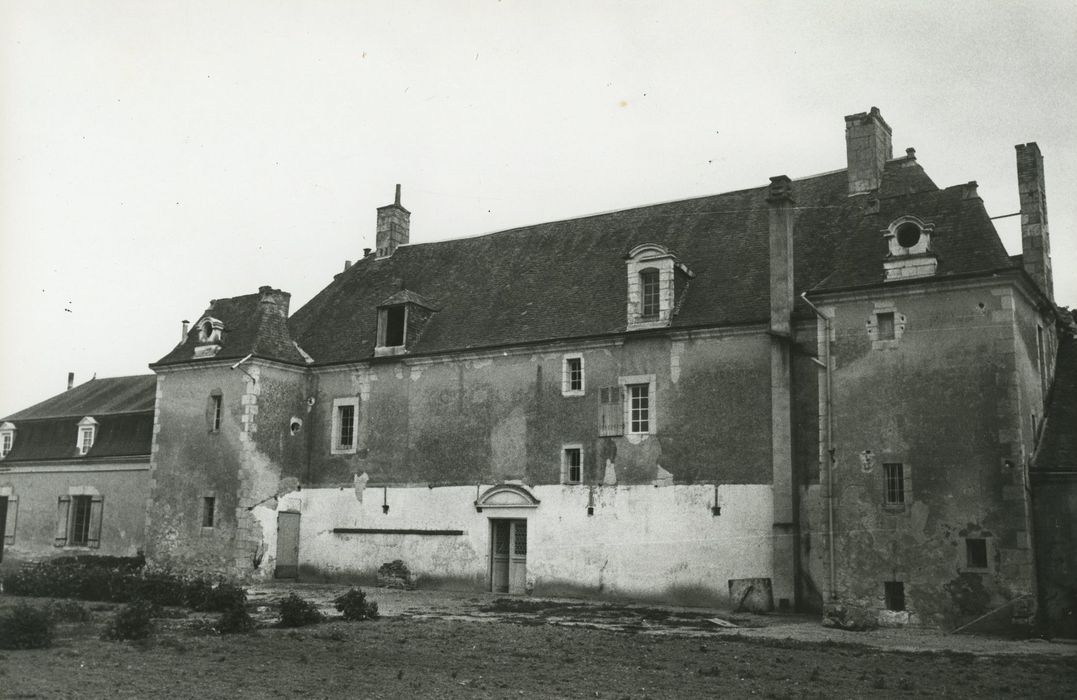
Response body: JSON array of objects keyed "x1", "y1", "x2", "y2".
[
  {"x1": 278, "y1": 593, "x2": 324, "y2": 628},
  {"x1": 0, "y1": 603, "x2": 55, "y2": 649},
  {"x1": 102, "y1": 599, "x2": 157, "y2": 641},
  {"x1": 334, "y1": 588, "x2": 379, "y2": 621},
  {"x1": 218, "y1": 602, "x2": 256, "y2": 635},
  {"x1": 376, "y1": 560, "x2": 413, "y2": 589},
  {"x1": 195, "y1": 582, "x2": 248, "y2": 613},
  {"x1": 48, "y1": 599, "x2": 92, "y2": 623}
]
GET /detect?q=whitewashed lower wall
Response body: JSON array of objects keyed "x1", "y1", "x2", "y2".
[{"x1": 257, "y1": 483, "x2": 775, "y2": 606}]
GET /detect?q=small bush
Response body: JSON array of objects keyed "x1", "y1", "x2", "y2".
[
  {"x1": 278, "y1": 593, "x2": 324, "y2": 628},
  {"x1": 196, "y1": 582, "x2": 248, "y2": 613},
  {"x1": 48, "y1": 599, "x2": 92, "y2": 623},
  {"x1": 0, "y1": 603, "x2": 55, "y2": 649},
  {"x1": 217, "y1": 602, "x2": 256, "y2": 635},
  {"x1": 334, "y1": 588, "x2": 379, "y2": 621},
  {"x1": 102, "y1": 599, "x2": 157, "y2": 641}
]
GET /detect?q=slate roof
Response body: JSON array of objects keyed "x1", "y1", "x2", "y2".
[
  {"x1": 288, "y1": 156, "x2": 1018, "y2": 365},
  {"x1": 153, "y1": 288, "x2": 306, "y2": 367},
  {"x1": 1033, "y1": 329, "x2": 1077, "y2": 472},
  {"x1": 1, "y1": 375, "x2": 156, "y2": 463}
]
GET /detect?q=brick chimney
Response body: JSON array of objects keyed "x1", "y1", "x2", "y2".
[
  {"x1": 767, "y1": 175, "x2": 795, "y2": 334},
  {"x1": 376, "y1": 184, "x2": 410, "y2": 259},
  {"x1": 845, "y1": 107, "x2": 893, "y2": 195},
  {"x1": 258, "y1": 286, "x2": 291, "y2": 318},
  {"x1": 1015, "y1": 143, "x2": 1053, "y2": 301}
]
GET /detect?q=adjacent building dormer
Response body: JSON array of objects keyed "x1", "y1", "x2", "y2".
[
  {"x1": 76, "y1": 416, "x2": 98, "y2": 456},
  {"x1": 882, "y1": 215, "x2": 937, "y2": 281},
  {"x1": 374, "y1": 289, "x2": 440, "y2": 357},
  {"x1": 626, "y1": 244, "x2": 678, "y2": 331},
  {"x1": 0, "y1": 422, "x2": 14, "y2": 458}
]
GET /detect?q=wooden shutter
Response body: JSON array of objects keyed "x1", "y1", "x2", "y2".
[
  {"x1": 87, "y1": 495, "x2": 104, "y2": 548},
  {"x1": 3, "y1": 495, "x2": 16, "y2": 545},
  {"x1": 903, "y1": 464, "x2": 914, "y2": 505},
  {"x1": 55, "y1": 495, "x2": 71, "y2": 547},
  {"x1": 598, "y1": 387, "x2": 623, "y2": 437}
]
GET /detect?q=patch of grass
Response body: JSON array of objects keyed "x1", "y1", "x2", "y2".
[{"x1": 48, "y1": 599, "x2": 92, "y2": 623}]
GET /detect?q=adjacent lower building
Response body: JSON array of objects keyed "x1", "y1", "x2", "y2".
[{"x1": 0, "y1": 375, "x2": 155, "y2": 567}]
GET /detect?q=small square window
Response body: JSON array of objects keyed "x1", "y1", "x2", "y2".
[
  {"x1": 331, "y1": 398, "x2": 360, "y2": 454},
  {"x1": 876, "y1": 312, "x2": 895, "y2": 341},
  {"x1": 966, "y1": 538, "x2": 988, "y2": 569},
  {"x1": 884, "y1": 581, "x2": 905, "y2": 611},
  {"x1": 562, "y1": 447, "x2": 582, "y2": 484},
  {"x1": 201, "y1": 497, "x2": 215, "y2": 528}
]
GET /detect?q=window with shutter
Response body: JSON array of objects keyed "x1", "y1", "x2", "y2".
[{"x1": 598, "y1": 387, "x2": 623, "y2": 436}]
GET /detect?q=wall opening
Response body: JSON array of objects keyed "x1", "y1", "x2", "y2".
[{"x1": 884, "y1": 581, "x2": 906, "y2": 611}]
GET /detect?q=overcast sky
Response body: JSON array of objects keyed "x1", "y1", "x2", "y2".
[{"x1": 1, "y1": 0, "x2": 1075, "y2": 417}]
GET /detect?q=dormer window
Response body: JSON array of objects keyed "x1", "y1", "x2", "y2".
[
  {"x1": 883, "y1": 215, "x2": 937, "y2": 281},
  {"x1": 192, "y1": 316, "x2": 225, "y2": 358},
  {"x1": 0, "y1": 422, "x2": 15, "y2": 459},
  {"x1": 374, "y1": 289, "x2": 440, "y2": 358},
  {"x1": 626, "y1": 244, "x2": 690, "y2": 331},
  {"x1": 76, "y1": 417, "x2": 98, "y2": 456}
]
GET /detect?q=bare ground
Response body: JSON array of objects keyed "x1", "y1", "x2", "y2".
[{"x1": 2, "y1": 584, "x2": 1076, "y2": 699}]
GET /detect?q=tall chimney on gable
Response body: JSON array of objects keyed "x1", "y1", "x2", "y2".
[
  {"x1": 1015, "y1": 143, "x2": 1053, "y2": 301},
  {"x1": 845, "y1": 107, "x2": 893, "y2": 195},
  {"x1": 67, "y1": 372, "x2": 74, "y2": 391},
  {"x1": 376, "y1": 184, "x2": 410, "y2": 259}
]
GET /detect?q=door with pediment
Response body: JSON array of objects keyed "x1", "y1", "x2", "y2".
[{"x1": 490, "y1": 518, "x2": 527, "y2": 594}]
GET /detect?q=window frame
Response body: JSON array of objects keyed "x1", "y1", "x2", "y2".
[
  {"x1": 0, "y1": 424, "x2": 13, "y2": 459},
  {"x1": 211, "y1": 393, "x2": 223, "y2": 432},
  {"x1": 377, "y1": 305, "x2": 408, "y2": 349},
  {"x1": 561, "y1": 354, "x2": 585, "y2": 397},
  {"x1": 76, "y1": 417, "x2": 98, "y2": 456},
  {"x1": 639, "y1": 268, "x2": 660, "y2": 319},
  {"x1": 561, "y1": 444, "x2": 583, "y2": 484},
  {"x1": 964, "y1": 537, "x2": 990, "y2": 571},
  {"x1": 620, "y1": 374, "x2": 657, "y2": 436},
  {"x1": 598, "y1": 386, "x2": 624, "y2": 437},
  {"x1": 201, "y1": 496, "x2": 216, "y2": 529},
  {"x1": 331, "y1": 397, "x2": 360, "y2": 455},
  {"x1": 55, "y1": 489, "x2": 103, "y2": 549},
  {"x1": 884, "y1": 581, "x2": 906, "y2": 611}
]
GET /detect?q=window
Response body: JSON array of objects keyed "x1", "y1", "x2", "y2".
[
  {"x1": 0, "y1": 488, "x2": 17, "y2": 550},
  {"x1": 76, "y1": 417, "x2": 98, "y2": 456},
  {"x1": 0, "y1": 424, "x2": 13, "y2": 459},
  {"x1": 562, "y1": 446, "x2": 583, "y2": 484},
  {"x1": 379, "y1": 306, "x2": 407, "y2": 348},
  {"x1": 55, "y1": 493, "x2": 102, "y2": 548},
  {"x1": 965, "y1": 538, "x2": 988, "y2": 569},
  {"x1": 628, "y1": 384, "x2": 650, "y2": 433},
  {"x1": 211, "y1": 393, "x2": 223, "y2": 432},
  {"x1": 640, "y1": 268, "x2": 660, "y2": 319},
  {"x1": 331, "y1": 398, "x2": 360, "y2": 454},
  {"x1": 562, "y1": 355, "x2": 584, "y2": 396},
  {"x1": 884, "y1": 581, "x2": 906, "y2": 611},
  {"x1": 876, "y1": 312, "x2": 895, "y2": 341},
  {"x1": 598, "y1": 387, "x2": 623, "y2": 436},
  {"x1": 201, "y1": 497, "x2": 216, "y2": 528},
  {"x1": 883, "y1": 462, "x2": 905, "y2": 506}
]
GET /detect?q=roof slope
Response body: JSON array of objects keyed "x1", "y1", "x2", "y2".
[
  {"x1": 1, "y1": 375, "x2": 156, "y2": 463},
  {"x1": 1034, "y1": 330, "x2": 1077, "y2": 472},
  {"x1": 289, "y1": 157, "x2": 1014, "y2": 365},
  {"x1": 3, "y1": 375, "x2": 156, "y2": 421},
  {"x1": 154, "y1": 287, "x2": 305, "y2": 367}
]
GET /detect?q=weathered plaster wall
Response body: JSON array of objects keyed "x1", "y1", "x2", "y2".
[
  {"x1": 273, "y1": 483, "x2": 774, "y2": 606},
  {"x1": 0, "y1": 464, "x2": 148, "y2": 567},
  {"x1": 307, "y1": 331, "x2": 773, "y2": 489},
  {"x1": 1031, "y1": 476, "x2": 1077, "y2": 636},
  {"x1": 825, "y1": 282, "x2": 1035, "y2": 628},
  {"x1": 146, "y1": 363, "x2": 307, "y2": 575}
]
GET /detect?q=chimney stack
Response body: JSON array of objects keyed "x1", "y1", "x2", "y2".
[
  {"x1": 845, "y1": 107, "x2": 893, "y2": 195},
  {"x1": 67, "y1": 372, "x2": 74, "y2": 391},
  {"x1": 181, "y1": 319, "x2": 189, "y2": 342},
  {"x1": 376, "y1": 184, "x2": 410, "y2": 259},
  {"x1": 767, "y1": 175, "x2": 795, "y2": 335},
  {"x1": 1015, "y1": 143, "x2": 1054, "y2": 301},
  {"x1": 258, "y1": 285, "x2": 292, "y2": 318}
]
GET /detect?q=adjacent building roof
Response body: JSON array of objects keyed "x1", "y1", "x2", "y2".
[
  {"x1": 287, "y1": 156, "x2": 1016, "y2": 364},
  {"x1": 1034, "y1": 330, "x2": 1077, "y2": 472},
  {"x1": 1, "y1": 375, "x2": 156, "y2": 462}
]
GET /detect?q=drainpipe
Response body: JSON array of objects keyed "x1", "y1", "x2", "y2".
[{"x1": 800, "y1": 292, "x2": 836, "y2": 603}]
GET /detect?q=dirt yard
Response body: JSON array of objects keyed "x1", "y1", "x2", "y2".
[{"x1": 2, "y1": 585, "x2": 1076, "y2": 699}]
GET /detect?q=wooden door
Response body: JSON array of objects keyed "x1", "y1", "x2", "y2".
[
  {"x1": 490, "y1": 519, "x2": 527, "y2": 594},
  {"x1": 275, "y1": 511, "x2": 300, "y2": 578}
]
